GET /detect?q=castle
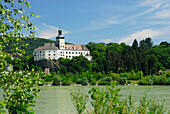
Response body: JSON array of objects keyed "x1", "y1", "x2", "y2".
[{"x1": 33, "y1": 28, "x2": 92, "y2": 61}]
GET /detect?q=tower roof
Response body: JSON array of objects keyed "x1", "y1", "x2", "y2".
[{"x1": 56, "y1": 26, "x2": 64, "y2": 39}]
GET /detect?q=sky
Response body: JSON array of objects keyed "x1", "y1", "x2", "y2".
[{"x1": 28, "y1": 0, "x2": 170, "y2": 45}]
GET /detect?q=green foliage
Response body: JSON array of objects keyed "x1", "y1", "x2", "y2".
[
  {"x1": 77, "y1": 77, "x2": 89, "y2": 85},
  {"x1": 86, "y1": 38, "x2": 169, "y2": 76},
  {"x1": 90, "y1": 80, "x2": 97, "y2": 85},
  {"x1": 98, "y1": 81, "x2": 109, "y2": 85},
  {"x1": 62, "y1": 80, "x2": 71, "y2": 85},
  {"x1": 52, "y1": 76, "x2": 61, "y2": 85},
  {"x1": 0, "y1": 0, "x2": 41, "y2": 113},
  {"x1": 105, "y1": 76, "x2": 112, "y2": 82},
  {"x1": 166, "y1": 71, "x2": 170, "y2": 78},
  {"x1": 43, "y1": 74, "x2": 54, "y2": 82},
  {"x1": 70, "y1": 90, "x2": 89, "y2": 114},
  {"x1": 71, "y1": 83, "x2": 168, "y2": 113},
  {"x1": 153, "y1": 75, "x2": 168, "y2": 85},
  {"x1": 117, "y1": 77, "x2": 127, "y2": 85},
  {"x1": 88, "y1": 82, "x2": 122, "y2": 113},
  {"x1": 138, "y1": 77, "x2": 154, "y2": 85},
  {"x1": 109, "y1": 72, "x2": 120, "y2": 80},
  {"x1": 0, "y1": 71, "x2": 42, "y2": 113}
]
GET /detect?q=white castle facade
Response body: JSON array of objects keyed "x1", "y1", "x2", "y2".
[{"x1": 33, "y1": 28, "x2": 92, "y2": 61}]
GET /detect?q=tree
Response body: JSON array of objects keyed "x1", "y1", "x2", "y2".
[
  {"x1": 0, "y1": 0, "x2": 41, "y2": 113},
  {"x1": 132, "y1": 39, "x2": 138, "y2": 49}
]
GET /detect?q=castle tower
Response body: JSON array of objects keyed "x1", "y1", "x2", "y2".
[{"x1": 56, "y1": 26, "x2": 65, "y2": 49}]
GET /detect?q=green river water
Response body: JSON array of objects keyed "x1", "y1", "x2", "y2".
[
  {"x1": 1, "y1": 85, "x2": 170, "y2": 113},
  {"x1": 34, "y1": 85, "x2": 170, "y2": 114}
]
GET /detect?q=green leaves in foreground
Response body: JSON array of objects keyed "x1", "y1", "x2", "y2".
[
  {"x1": 0, "y1": 71, "x2": 42, "y2": 114},
  {"x1": 71, "y1": 82, "x2": 168, "y2": 114},
  {"x1": 70, "y1": 89, "x2": 89, "y2": 114}
]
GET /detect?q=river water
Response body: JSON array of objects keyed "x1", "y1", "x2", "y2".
[{"x1": 33, "y1": 85, "x2": 170, "y2": 114}]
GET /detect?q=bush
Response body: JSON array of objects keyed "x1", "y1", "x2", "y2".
[
  {"x1": 154, "y1": 75, "x2": 167, "y2": 85},
  {"x1": 76, "y1": 77, "x2": 89, "y2": 85},
  {"x1": 81, "y1": 77, "x2": 89, "y2": 85},
  {"x1": 52, "y1": 76, "x2": 61, "y2": 85},
  {"x1": 138, "y1": 77, "x2": 153, "y2": 85},
  {"x1": 43, "y1": 74, "x2": 53, "y2": 82},
  {"x1": 117, "y1": 77, "x2": 127, "y2": 85},
  {"x1": 110, "y1": 73, "x2": 119, "y2": 80},
  {"x1": 166, "y1": 77, "x2": 170, "y2": 85},
  {"x1": 166, "y1": 72, "x2": 170, "y2": 78},
  {"x1": 106, "y1": 77, "x2": 112, "y2": 82},
  {"x1": 91, "y1": 80, "x2": 97, "y2": 85},
  {"x1": 100, "y1": 77, "x2": 106, "y2": 81},
  {"x1": 98, "y1": 81, "x2": 109, "y2": 85},
  {"x1": 62, "y1": 80, "x2": 71, "y2": 85},
  {"x1": 127, "y1": 80, "x2": 131, "y2": 84}
]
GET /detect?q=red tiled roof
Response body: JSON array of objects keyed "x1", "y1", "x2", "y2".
[{"x1": 65, "y1": 44, "x2": 88, "y2": 51}]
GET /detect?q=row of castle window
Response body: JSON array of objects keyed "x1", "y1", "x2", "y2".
[
  {"x1": 66, "y1": 56, "x2": 74, "y2": 58},
  {"x1": 36, "y1": 51, "x2": 88, "y2": 56}
]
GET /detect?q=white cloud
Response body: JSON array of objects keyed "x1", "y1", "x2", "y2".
[
  {"x1": 35, "y1": 23, "x2": 70, "y2": 39},
  {"x1": 148, "y1": 21, "x2": 170, "y2": 25},
  {"x1": 152, "y1": 9, "x2": 170, "y2": 18},
  {"x1": 98, "y1": 39, "x2": 113, "y2": 43},
  {"x1": 136, "y1": 3, "x2": 161, "y2": 16},
  {"x1": 85, "y1": 16, "x2": 120, "y2": 31},
  {"x1": 139, "y1": 0, "x2": 163, "y2": 7},
  {"x1": 118, "y1": 29, "x2": 162, "y2": 45}
]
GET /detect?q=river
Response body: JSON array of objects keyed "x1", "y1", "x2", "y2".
[{"x1": 33, "y1": 85, "x2": 170, "y2": 114}]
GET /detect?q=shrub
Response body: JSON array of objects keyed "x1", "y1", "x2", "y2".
[
  {"x1": 106, "y1": 76, "x2": 112, "y2": 82},
  {"x1": 117, "y1": 77, "x2": 127, "y2": 85},
  {"x1": 166, "y1": 77, "x2": 170, "y2": 85},
  {"x1": 81, "y1": 77, "x2": 89, "y2": 85},
  {"x1": 62, "y1": 80, "x2": 71, "y2": 85},
  {"x1": 110, "y1": 73, "x2": 119, "y2": 80},
  {"x1": 52, "y1": 76, "x2": 61, "y2": 85},
  {"x1": 138, "y1": 77, "x2": 153, "y2": 85},
  {"x1": 100, "y1": 77, "x2": 106, "y2": 81},
  {"x1": 166, "y1": 72, "x2": 170, "y2": 78},
  {"x1": 120, "y1": 72, "x2": 129, "y2": 78},
  {"x1": 98, "y1": 81, "x2": 109, "y2": 85},
  {"x1": 91, "y1": 80, "x2": 97, "y2": 85},
  {"x1": 154, "y1": 75, "x2": 168, "y2": 85},
  {"x1": 127, "y1": 80, "x2": 131, "y2": 84},
  {"x1": 77, "y1": 77, "x2": 89, "y2": 85}
]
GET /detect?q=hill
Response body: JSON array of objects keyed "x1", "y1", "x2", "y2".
[{"x1": 24, "y1": 38, "x2": 56, "y2": 56}]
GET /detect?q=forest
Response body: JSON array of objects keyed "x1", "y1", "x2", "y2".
[{"x1": 10, "y1": 37, "x2": 170, "y2": 86}]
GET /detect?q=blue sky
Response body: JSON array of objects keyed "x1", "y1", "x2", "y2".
[{"x1": 29, "y1": 0, "x2": 170, "y2": 45}]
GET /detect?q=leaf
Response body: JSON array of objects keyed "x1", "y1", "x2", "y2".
[{"x1": 35, "y1": 15, "x2": 40, "y2": 17}]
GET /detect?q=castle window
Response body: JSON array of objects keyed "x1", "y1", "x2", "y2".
[
  {"x1": 54, "y1": 54, "x2": 55, "y2": 56},
  {"x1": 40, "y1": 51, "x2": 41, "y2": 53},
  {"x1": 66, "y1": 56, "x2": 68, "y2": 58},
  {"x1": 43, "y1": 54, "x2": 44, "y2": 56},
  {"x1": 49, "y1": 54, "x2": 50, "y2": 56},
  {"x1": 49, "y1": 51, "x2": 50, "y2": 53},
  {"x1": 69, "y1": 56, "x2": 71, "y2": 58},
  {"x1": 49, "y1": 57, "x2": 50, "y2": 59},
  {"x1": 54, "y1": 51, "x2": 55, "y2": 53},
  {"x1": 61, "y1": 52, "x2": 62, "y2": 53},
  {"x1": 79, "y1": 52, "x2": 80, "y2": 54},
  {"x1": 69, "y1": 52, "x2": 71, "y2": 54},
  {"x1": 66, "y1": 52, "x2": 68, "y2": 54},
  {"x1": 72, "y1": 52, "x2": 74, "y2": 54},
  {"x1": 76, "y1": 52, "x2": 77, "y2": 54}
]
